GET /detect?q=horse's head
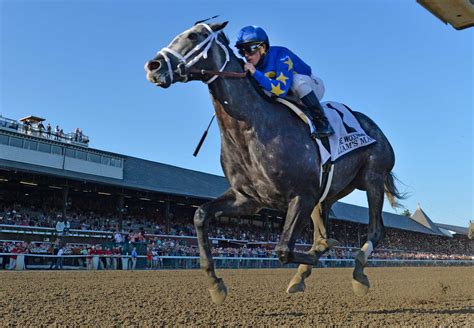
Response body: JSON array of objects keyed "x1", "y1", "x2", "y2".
[{"x1": 145, "y1": 22, "x2": 229, "y2": 88}]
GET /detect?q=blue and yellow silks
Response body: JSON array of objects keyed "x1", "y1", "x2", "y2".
[{"x1": 252, "y1": 46, "x2": 312, "y2": 97}]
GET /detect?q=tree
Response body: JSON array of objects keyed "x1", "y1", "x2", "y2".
[{"x1": 401, "y1": 209, "x2": 411, "y2": 217}]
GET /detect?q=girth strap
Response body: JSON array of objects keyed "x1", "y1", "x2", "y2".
[{"x1": 274, "y1": 97, "x2": 334, "y2": 204}]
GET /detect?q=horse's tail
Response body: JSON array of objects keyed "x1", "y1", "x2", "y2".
[{"x1": 384, "y1": 172, "x2": 407, "y2": 209}]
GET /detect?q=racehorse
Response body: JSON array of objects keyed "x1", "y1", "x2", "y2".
[{"x1": 145, "y1": 22, "x2": 404, "y2": 304}]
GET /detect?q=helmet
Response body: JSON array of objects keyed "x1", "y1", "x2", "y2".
[{"x1": 235, "y1": 25, "x2": 269, "y2": 49}]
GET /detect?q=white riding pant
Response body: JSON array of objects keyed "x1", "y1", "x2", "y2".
[{"x1": 291, "y1": 74, "x2": 325, "y2": 100}]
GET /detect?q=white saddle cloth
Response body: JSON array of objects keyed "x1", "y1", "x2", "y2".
[{"x1": 275, "y1": 99, "x2": 376, "y2": 164}]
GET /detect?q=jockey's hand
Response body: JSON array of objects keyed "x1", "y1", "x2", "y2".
[{"x1": 244, "y1": 63, "x2": 256, "y2": 75}]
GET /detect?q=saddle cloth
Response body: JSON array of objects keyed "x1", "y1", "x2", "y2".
[{"x1": 275, "y1": 99, "x2": 376, "y2": 164}]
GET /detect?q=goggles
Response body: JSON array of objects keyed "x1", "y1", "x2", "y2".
[{"x1": 238, "y1": 43, "x2": 263, "y2": 56}]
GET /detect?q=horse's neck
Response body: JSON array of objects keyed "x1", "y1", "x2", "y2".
[{"x1": 208, "y1": 56, "x2": 267, "y2": 131}]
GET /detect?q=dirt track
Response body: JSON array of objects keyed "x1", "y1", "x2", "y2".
[{"x1": 0, "y1": 266, "x2": 472, "y2": 326}]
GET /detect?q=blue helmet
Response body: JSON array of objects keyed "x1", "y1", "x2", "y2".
[{"x1": 235, "y1": 25, "x2": 269, "y2": 49}]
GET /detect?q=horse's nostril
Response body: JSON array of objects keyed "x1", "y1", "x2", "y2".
[{"x1": 147, "y1": 61, "x2": 161, "y2": 71}]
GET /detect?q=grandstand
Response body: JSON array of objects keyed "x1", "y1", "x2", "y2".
[{"x1": 0, "y1": 114, "x2": 472, "y2": 270}]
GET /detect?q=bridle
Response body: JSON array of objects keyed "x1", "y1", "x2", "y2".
[{"x1": 157, "y1": 23, "x2": 239, "y2": 85}]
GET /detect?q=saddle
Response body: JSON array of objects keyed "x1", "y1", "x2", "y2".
[{"x1": 269, "y1": 93, "x2": 377, "y2": 204}]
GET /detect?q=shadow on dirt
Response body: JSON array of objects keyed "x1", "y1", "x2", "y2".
[{"x1": 360, "y1": 308, "x2": 473, "y2": 315}]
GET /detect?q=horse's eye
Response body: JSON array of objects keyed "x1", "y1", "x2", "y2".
[{"x1": 188, "y1": 33, "x2": 198, "y2": 40}]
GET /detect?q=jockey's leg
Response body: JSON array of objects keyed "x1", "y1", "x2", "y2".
[
  {"x1": 194, "y1": 189, "x2": 260, "y2": 304},
  {"x1": 292, "y1": 74, "x2": 334, "y2": 138},
  {"x1": 286, "y1": 202, "x2": 338, "y2": 293},
  {"x1": 301, "y1": 91, "x2": 334, "y2": 138}
]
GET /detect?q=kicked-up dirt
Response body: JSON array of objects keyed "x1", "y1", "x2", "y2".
[{"x1": 0, "y1": 266, "x2": 472, "y2": 326}]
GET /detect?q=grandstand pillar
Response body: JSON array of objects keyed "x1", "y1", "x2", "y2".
[
  {"x1": 62, "y1": 185, "x2": 69, "y2": 219},
  {"x1": 118, "y1": 193, "x2": 124, "y2": 230},
  {"x1": 357, "y1": 224, "x2": 361, "y2": 247},
  {"x1": 263, "y1": 213, "x2": 270, "y2": 241},
  {"x1": 165, "y1": 201, "x2": 171, "y2": 234}
]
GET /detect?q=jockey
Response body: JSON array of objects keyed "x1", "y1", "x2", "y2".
[{"x1": 235, "y1": 25, "x2": 334, "y2": 138}]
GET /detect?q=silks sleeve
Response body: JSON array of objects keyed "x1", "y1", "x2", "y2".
[{"x1": 252, "y1": 56, "x2": 294, "y2": 97}]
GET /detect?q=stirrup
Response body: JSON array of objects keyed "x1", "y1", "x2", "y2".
[
  {"x1": 311, "y1": 127, "x2": 333, "y2": 140},
  {"x1": 310, "y1": 132, "x2": 327, "y2": 140}
]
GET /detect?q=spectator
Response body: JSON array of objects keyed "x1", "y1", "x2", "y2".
[
  {"x1": 131, "y1": 247, "x2": 138, "y2": 270},
  {"x1": 55, "y1": 216, "x2": 65, "y2": 236},
  {"x1": 47, "y1": 123, "x2": 52, "y2": 139},
  {"x1": 146, "y1": 247, "x2": 153, "y2": 269},
  {"x1": 8, "y1": 243, "x2": 18, "y2": 270},
  {"x1": 52, "y1": 247, "x2": 64, "y2": 270},
  {"x1": 114, "y1": 231, "x2": 123, "y2": 244},
  {"x1": 37, "y1": 121, "x2": 45, "y2": 137},
  {"x1": 152, "y1": 248, "x2": 160, "y2": 269},
  {"x1": 87, "y1": 246, "x2": 94, "y2": 270},
  {"x1": 105, "y1": 247, "x2": 112, "y2": 270},
  {"x1": 64, "y1": 220, "x2": 71, "y2": 235},
  {"x1": 79, "y1": 246, "x2": 88, "y2": 268},
  {"x1": 49, "y1": 245, "x2": 59, "y2": 269},
  {"x1": 55, "y1": 125, "x2": 60, "y2": 140},
  {"x1": 96, "y1": 245, "x2": 105, "y2": 270},
  {"x1": 74, "y1": 128, "x2": 80, "y2": 142}
]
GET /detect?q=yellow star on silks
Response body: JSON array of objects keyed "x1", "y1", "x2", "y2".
[
  {"x1": 276, "y1": 72, "x2": 289, "y2": 85},
  {"x1": 270, "y1": 82, "x2": 285, "y2": 96},
  {"x1": 265, "y1": 71, "x2": 276, "y2": 78},
  {"x1": 283, "y1": 57, "x2": 293, "y2": 71}
]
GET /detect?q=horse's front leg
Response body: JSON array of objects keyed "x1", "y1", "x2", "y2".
[
  {"x1": 194, "y1": 189, "x2": 260, "y2": 304},
  {"x1": 286, "y1": 202, "x2": 338, "y2": 293}
]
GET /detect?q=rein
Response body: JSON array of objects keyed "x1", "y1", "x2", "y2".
[{"x1": 188, "y1": 68, "x2": 247, "y2": 78}]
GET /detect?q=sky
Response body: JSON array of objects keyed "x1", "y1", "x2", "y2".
[{"x1": 0, "y1": 0, "x2": 472, "y2": 228}]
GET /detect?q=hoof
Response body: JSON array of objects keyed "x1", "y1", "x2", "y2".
[
  {"x1": 209, "y1": 279, "x2": 228, "y2": 304},
  {"x1": 326, "y1": 238, "x2": 339, "y2": 249},
  {"x1": 352, "y1": 277, "x2": 370, "y2": 297},
  {"x1": 276, "y1": 250, "x2": 291, "y2": 264},
  {"x1": 314, "y1": 238, "x2": 339, "y2": 252},
  {"x1": 286, "y1": 280, "x2": 305, "y2": 294}
]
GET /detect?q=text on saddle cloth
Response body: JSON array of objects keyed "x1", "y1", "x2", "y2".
[{"x1": 275, "y1": 99, "x2": 377, "y2": 165}]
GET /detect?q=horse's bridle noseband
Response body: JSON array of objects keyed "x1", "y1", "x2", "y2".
[{"x1": 158, "y1": 23, "x2": 230, "y2": 85}]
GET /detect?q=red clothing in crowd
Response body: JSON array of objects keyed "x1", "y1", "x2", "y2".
[{"x1": 11, "y1": 246, "x2": 18, "y2": 260}]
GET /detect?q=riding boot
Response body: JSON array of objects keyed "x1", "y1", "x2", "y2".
[{"x1": 301, "y1": 91, "x2": 334, "y2": 138}]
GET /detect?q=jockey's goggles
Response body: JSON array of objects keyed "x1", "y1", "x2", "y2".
[{"x1": 238, "y1": 43, "x2": 263, "y2": 56}]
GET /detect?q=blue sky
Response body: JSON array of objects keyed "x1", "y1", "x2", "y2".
[{"x1": 1, "y1": 0, "x2": 472, "y2": 228}]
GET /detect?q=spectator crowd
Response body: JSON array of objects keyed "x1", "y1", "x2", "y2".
[{"x1": 1, "y1": 202, "x2": 473, "y2": 271}]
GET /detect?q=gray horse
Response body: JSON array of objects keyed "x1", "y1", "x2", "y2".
[{"x1": 145, "y1": 22, "x2": 403, "y2": 304}]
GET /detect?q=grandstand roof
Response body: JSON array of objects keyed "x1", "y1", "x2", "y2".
[
  {"x1": 435, "y1": 223, "x2": 469, "y2": 236},
  {"x1": 331, "y1": 202, "x2": 444, "y2": 236},
  {"x1": 410, "y1": 204, "x2": 445, "y2": 235},
  {"x1": 0, "y1": 153, "x2": 458, "y2": 237},
  {"x1": 417, "y1": 0, "x2": 474, "y2": 30},
  {"x1": 0, "y1": 156, "x2": 229, "y2": 200}
]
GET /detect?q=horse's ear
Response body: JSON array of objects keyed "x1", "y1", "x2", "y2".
[{"x1": 209, "y1": 21, "x2": 228, "y2": 32}]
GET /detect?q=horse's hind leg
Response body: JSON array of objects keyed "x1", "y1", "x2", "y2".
[
  {"x1": 275, "y1": 195, "x2": 316, "y2": 265},
  {"x1": 352, "y1": 173, "x2": 386, "y2": 296},
  {"x1": 287, "y1": 202, "x2": 338, "y2": 294},
  {"x1": 194, "y1": 189, "x2": 260, "y2": 304}
]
